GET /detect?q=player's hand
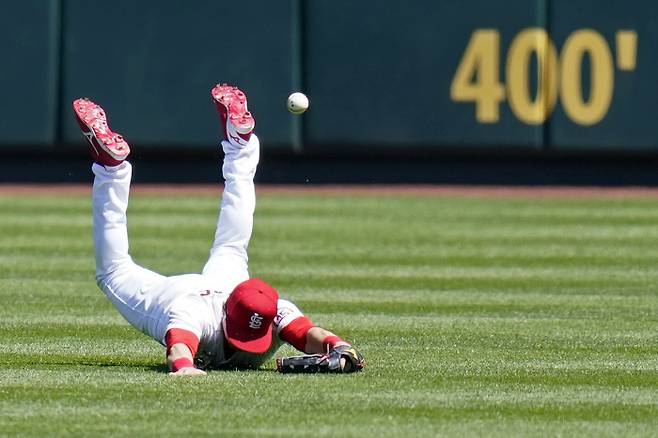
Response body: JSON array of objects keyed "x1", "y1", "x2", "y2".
[
  {"x1": 329, "y1": 345, "x2": 365, "y2": 373},
  {"x1": 169, "y1": 367, "x2": 207, "y2": 376}
]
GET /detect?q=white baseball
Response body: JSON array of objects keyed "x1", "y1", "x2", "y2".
[{"x1": 287, "y1": 92, "x2": 309, "y2": 114}]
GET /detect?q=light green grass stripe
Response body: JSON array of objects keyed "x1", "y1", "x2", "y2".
[
  {"x1": 2, "y1": 254, "x2": 656, "y2": 279},
  {"x1": 255, "y1": 264, "x2": 658, "y2": 280},
  {"x1": 14, "y1": 233, "x2": 658, "y2": 257}
]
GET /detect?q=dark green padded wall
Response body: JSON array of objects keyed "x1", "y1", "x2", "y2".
[
  {"x1": 0, "y1": 1, "x2": 59, "y2": 145},
  {"x1": 0, "y1": 1, "x2": 655, "y2": 154},
  {"x1": 60, "y1": 0, "x2": 298, "y2": 150},
  {"x1": 302, "y1": 0, "x2": 545, "y2": 151}
]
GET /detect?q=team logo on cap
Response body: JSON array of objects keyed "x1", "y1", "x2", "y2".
[{"x1": 249, "y1": 313, "x2": 263, "y2": 329}]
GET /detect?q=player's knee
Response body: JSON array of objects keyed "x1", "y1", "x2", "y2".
[{"x1": 95, "y1": 259, "x2": 141, "y2": 289}]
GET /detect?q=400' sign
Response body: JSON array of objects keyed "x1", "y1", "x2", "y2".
[{"x1": 450, "y1": 28, "x2": 638, "y2": 126}]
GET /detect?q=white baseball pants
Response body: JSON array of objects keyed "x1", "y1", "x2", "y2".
[{"x1": 91, "y1": 136, "x2": 260, "y2": 331}]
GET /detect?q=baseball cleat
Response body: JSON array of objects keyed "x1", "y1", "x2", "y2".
[
  {"x1": 211, "y1": 84, "x2": 255, "y2": 146},
  {"x1": 73, "y1": 98, "x2": 130, "y2": 166}
]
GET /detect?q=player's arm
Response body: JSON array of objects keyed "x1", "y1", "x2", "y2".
[
  {"x1": 165, "y1": 328, "x2": 206, "y2": 376},
  {"x1": 274, "y1": 299, "x2": 364, "y2": 373},
  {"x1": 279, "y1": 317, "x2": 353, "y2": 353},
  {"x1": 278, "y1": 316, "x2": 364, "y2": 372},
  {"x1": 302, "y1": 326, "x2": 350, "y2": 354}
]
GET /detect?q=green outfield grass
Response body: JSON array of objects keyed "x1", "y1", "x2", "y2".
[{"x1": 1, "y1": 190, "x2": 657, "y2": 437}]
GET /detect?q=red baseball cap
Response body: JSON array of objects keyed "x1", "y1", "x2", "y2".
[{"x1": 223, "y1": 278, "x2": 279, "y2": 354}]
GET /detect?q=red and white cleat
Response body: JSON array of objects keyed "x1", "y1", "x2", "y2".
[
  {"x1": 211, "y1": 84, "x2": 255, "y2": 146},
  {"x1": 73, "y1": 98, "x2": 130, "y2": 166}
]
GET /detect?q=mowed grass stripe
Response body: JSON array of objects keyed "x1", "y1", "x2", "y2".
[
  {"x1": 7, "y1": 235, "x2": 648, "y2": 270},
  {"x1": 4, "y1": 254, "x2": 658, "y2": 281},
  {"x1": 1, "y1": 192, "x2": 657, "y2": 436}
]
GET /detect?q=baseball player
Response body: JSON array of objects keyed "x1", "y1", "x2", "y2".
[{"x1": 73, "y1": 84, "x2": 364, "y2": 375}]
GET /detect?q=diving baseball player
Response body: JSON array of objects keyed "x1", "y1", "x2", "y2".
[{"x1": 73, "y1": 84, "x2": 364, "y2": 375}]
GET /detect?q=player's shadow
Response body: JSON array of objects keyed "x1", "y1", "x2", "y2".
[
  {"x1": 145, "y1": 363, "x2": 168, "y2": 373},
  {"x1": 59, "y1": 359, "x2": 170, "y2": 372},
  {"x1": 22, "y1": 356, "x2": 168, "y2": 372},
  {"x1": 144, "y1": 364, "x2": 277, "y2": 374},
  {"x1": 27, "y1": 358, "x2": 275, "y2": 373}
]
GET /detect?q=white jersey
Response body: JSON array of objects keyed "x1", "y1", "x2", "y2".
[{"x1": 99, "y1": 271, "x2": 303, "y2": 370}]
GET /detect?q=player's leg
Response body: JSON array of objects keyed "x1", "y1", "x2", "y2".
[
  {"x1": 74, "y1": 99, "x2": 165, "y2": 320},
  {"x1": 91, "y1": 162, "x2": 163, "y2": 284},
  {"x1": 201, "y1": 85, "x2": 259, "y2": 291}
]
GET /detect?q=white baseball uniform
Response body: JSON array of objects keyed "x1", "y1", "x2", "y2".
[{"x1": 92, "y1": 134, "x2": 303, "y2": 369}]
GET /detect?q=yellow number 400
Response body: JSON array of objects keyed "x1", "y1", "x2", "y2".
[{"x1": 450, "y1": 28, "x2": 634, "y2": 126}]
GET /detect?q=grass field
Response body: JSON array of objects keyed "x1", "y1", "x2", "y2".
[{"x1": 1, "y1": 189, "x2": 657, "y2": 436}]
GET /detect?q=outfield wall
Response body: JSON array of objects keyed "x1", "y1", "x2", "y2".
[{"x1": 0, "y1": 0, "x2": 655, "y2": 153}]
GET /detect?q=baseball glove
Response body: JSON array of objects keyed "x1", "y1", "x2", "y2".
[{"x1": 276, "y1": 345, "x2": 365, "y2": 374}]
